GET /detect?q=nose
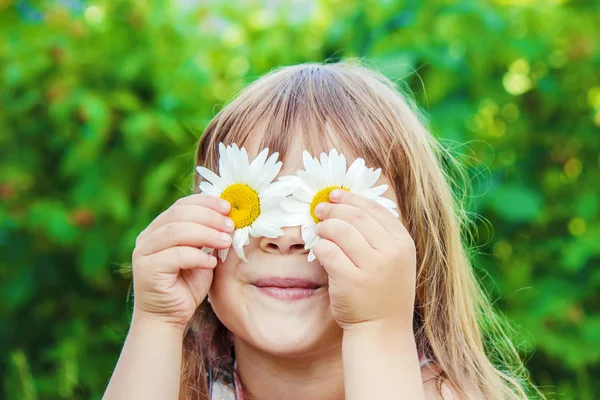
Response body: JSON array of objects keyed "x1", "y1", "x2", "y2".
[{"x1": 259, "y1": 226, "x2": 308, "y2": 256}]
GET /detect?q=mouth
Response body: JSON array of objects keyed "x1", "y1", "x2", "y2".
[{"x1": 252, "y1": 277, "x2": 324, "y2": 301}]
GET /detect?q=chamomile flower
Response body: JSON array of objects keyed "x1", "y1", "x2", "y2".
[
  {"x1": 196, "y1": 143, "x2": 290, "y2": 262},
  {"x1": 280, "y1": 149, "x2": 399, "y2": 262}
]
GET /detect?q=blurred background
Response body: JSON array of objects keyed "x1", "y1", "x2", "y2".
[{"x1": 1, "y1": 0, "x2": 599, "y2": 398}]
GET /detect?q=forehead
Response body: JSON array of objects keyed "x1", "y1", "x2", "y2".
[{"x1": 241, "y1": 123, "x2": 360, "y2": 176}]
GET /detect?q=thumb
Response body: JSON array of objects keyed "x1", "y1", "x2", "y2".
[
  {"x1": 180, "y1": 267, "x2": 214, "y2": 307},
  {"x1": 312, "y1": 238, "x2": 358, "y2": 281}
]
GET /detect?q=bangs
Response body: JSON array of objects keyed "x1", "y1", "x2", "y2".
[{"x1": 195, "y1": 63, "x2": 405, "y2": 190}]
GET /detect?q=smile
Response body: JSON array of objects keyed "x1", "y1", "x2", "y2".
[{"x1": 252, "y1": 277, "x2": 324, "y2": 301}]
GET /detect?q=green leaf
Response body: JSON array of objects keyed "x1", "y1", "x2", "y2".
[{"x1": 486, "y1": 184, "x2": 544, "y2": 222}]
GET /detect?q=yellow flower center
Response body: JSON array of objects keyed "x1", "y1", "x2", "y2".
[
  {"x1": 310, "y1": 186, "x2": 348, "y2": 223},
  {"x1": 220, "y1": 184, "x2": 260, "y2": 229}
]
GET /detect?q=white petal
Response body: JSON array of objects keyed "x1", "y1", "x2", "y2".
[
  {"x1": 344, "y1": 158, "x2": 366, "y2": 189},
  {"x1": 259, "y1": 207, "x2": 289, "y2": 222},
  {"x1": 372, "y1": 167, "x2": 383, "y2": 183},
  {"x1": 256, "y1": 159, "x2": 282, "y2": 192},
  {"x1": 282, "y1": 213, "x2": 312, "y2": 227},
  {"x1": 293, "y1": 188, "x2": 314, "y2": 203},
  {"x1": 298, "y1": 170, "x2": 325, "y2": 191},
  {"x1": 330, "y1": 149, "x2": 347, "y2": 186},
  {"x1": 248, "y1": 148, "x2": 269, "y2": 186},
  {"x1": 232, "y1": 228, "x2": 250, "y2": 262},
  {"x1": 304, "y1": 234, "x2": 319, "y2": 250},
  {"x1": 249, "y1": 225, "x2": 258, "y2": 237},
  {"x1": 201, "y1": 246, "x2": 214, "y2": 254},
  {"x1": 301, "y1": 224, "x2": 319, "y2": 248},
  {"x1": 319, "y1": 151, "x2": 331, "y2": 185},
  {"x1": 249, "y1": 148, "x2": 269, "y2": 172},
  {"x1": 199, "y1": 182, "x2": 222, "y2": 197},
  {"x1": 319, "y1": 151, "x2": 329, "y2": 173},
  {"x1": 261, "y1": 181, "x2": 294, "y2": 198},
  {"x1": 277, "y1": 175, "x2": 301, "y2": 185},
  {"x1": 240, "y1": 146, "x2": 250, "y2": 168},
  {"x1": 362, "y1": 184, "x2": 388, "y2": 199},
  {"x1": 388, "y1": 208, "x2": 399, "y2": 218},
  {"x1": 255, "y1": 217, "x2": 287, "y2": 235},
  {"x1": 218, "y1": 248, "x2": 229, "y2": 262},
  {"x1": 219, "y1": 154, "x2": 233, "y2": 186},
  {"x1": 196, "y1": 166, "x2": 222, "y2": 186},
  {"x1": 222, "y1": 143, "x2": 241, "y2": 183},
  {"x1": 252, "y1": 152, "x2": 279, "y2": 189},
  {"x1": 303, "y1": 152, "x2": 323, "y2": 182},
  {"x1": 302, "y1": 150, "x2": 314, "y2": 171},
  {"x1": 285, "y1": 173, "x2": 319, "y2": 194},
  {"x1": 218, "y1": 142, "x2": 227, "y2": 157},
  {"x1": 307, "y1": 249, "x2": 316, "y2": 262},
  {"x1": 251, "y1": 220, "x2": 283, "y2": 238},
  {"x1": 239, "y1": 146, "x2": 251, "y2": 180},
  {"x1": 229, "y1": 145, "x2": 246, "y2": 183},
  {"x1": 281, "y1": 198, "x2": 311, "y2": 213},
  {"x1": 374, "y1": 197, "x2": 399, "y2": 218},
  {"x1": 259, "y1": 195, "x2": 286, "y2": 210},
  {"x1": 218, "y1": 143, "x2": 229, "y2": 167},
  {"x1": 375, "y1": 196, "x2": 398, "y2": 210},
  {"x1": 351, "y1": 167, "x2": 381, "y2": 193}
]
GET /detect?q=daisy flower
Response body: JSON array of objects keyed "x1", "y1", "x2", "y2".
[
  {"x1": 280, "y1": 149, "x2": 399, "y2": 262},
  {"x1": 196, "y1": 143, "x2": 290, "y2": 262}
]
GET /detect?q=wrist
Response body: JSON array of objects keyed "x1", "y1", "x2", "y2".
[
  {"x1": 131, "y1": 310, "x2": 188, "y2": 337},
  {"x1": 343, "y1": 318, "x2": 413, "y2": 338},
  {"x1": 342, "y1": 319, "x2": 418, "y2": 357},
  {"x1": 341, "y1": 319, "x2": 423, "y2": 400}
]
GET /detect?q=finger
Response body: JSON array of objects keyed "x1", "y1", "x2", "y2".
[
  {"x1": 142, "y1": 194, "x2": 231, "y2": 234},
  {"x1": 180, "y1": 268, "x2": 214, "y2": 306},
  {"x1": 174, "y1": 193, "x2": 231, "y2": 213},
  {"x1": 314, "y1": 202, "x2": 391, "y2": 250},
  {"x1": 315, "y1": 219, "x2": 373, "y2": 267},
  {"x1": 138, "y1": 221, "x2": 232, "y2": 255},
  {"x1": 141, "y1": 205, "x2": 234, "y2": 240},
  {"x1": 312, "y1": 238, "x2": 360, "y2": 280},
  {"x1": 329, "y1": 189, "x2": 404, "y2": 240},
  {"x1": 136, "y1": 245, "x2": 218, "y2": 274}
]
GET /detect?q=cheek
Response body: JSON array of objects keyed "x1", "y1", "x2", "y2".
[{"x1": 208, "y1": 260, "x2": 246, "y2": 326}]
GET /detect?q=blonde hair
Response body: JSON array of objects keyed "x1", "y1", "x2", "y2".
[{"x1": 181, "y1": 60, "x2": 540, "y2": 399}]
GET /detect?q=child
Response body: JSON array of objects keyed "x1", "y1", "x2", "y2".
[{"x1": 103, "y1": 61, "x2": 540, "y2": 399}]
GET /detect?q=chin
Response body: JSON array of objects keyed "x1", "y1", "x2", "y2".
[
  {"x1": 244, "y1": 312, "x2": 343, "y2": 356},
  {"x1": 210, "y1": 287, "x2": 343, "y2": 357}
]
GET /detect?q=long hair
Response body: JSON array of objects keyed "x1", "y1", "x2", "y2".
[{"x1": 180, "y1": 60, "x2": 539, "y2": 399}]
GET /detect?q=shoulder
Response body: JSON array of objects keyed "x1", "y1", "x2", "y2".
[{"x1": 421, "y1": 362, "x2": 482, "y2": 400}]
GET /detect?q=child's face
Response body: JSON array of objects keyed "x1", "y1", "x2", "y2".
[{"x1": 207, "y1": 133, "x2": 398, "y2": 356}]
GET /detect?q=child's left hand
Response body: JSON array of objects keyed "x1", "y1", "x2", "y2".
[{"x1": 313, "y1": 189, "x2": 417, "y2": 332}]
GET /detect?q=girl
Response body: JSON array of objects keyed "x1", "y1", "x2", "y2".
[{"x1": 103, "y1": 61, "x2": 539, "y2": 399}]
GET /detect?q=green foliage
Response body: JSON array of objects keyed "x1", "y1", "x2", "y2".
[{"x1": 1, "y1": 0, "x2": 599, "y2": 398}]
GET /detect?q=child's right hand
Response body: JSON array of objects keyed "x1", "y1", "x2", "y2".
[{"x1": 131, "y1": 194, "x2": 234, "y2": 329}]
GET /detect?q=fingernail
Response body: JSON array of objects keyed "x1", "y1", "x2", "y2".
[
  {"x1": 315, "y1": 202, "x2": 326, "y2": 216},
  {"x1": 224, "y1": 218, "x2": 234, "y2": 230},
  {"x1": 209, "y1": 256, "x2": 217, "y2": 267},
  {"x1": 329, "y1": 190, "x2": 342, "y2": 201},
  {"x1": 220, "y1": 200, "x2": 230, "y2": 212},
  {"x1": 221, "y1": 233, "x2": 231, "y2": 243}
]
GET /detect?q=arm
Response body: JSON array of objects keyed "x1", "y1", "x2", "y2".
[
  {"x1": 342, "y1": 321, "x2": 425, "y2": 400},
  {"x1": 102, "y1": 315, "x2": 185, "y2": 400},
  {"x1": 102, "y1": 194, "x2": 232, "y2": 399}
]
